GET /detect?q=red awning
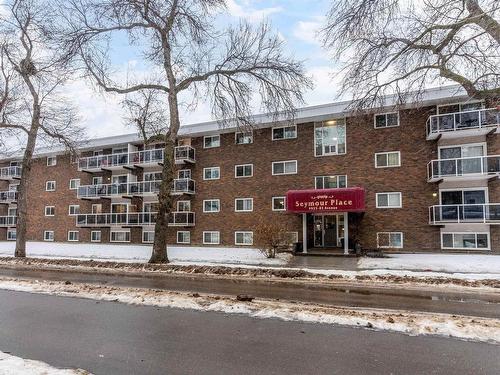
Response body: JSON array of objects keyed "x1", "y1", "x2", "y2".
[{"x1": 286, "y1": 187, "x2": 365, "y2": 213}]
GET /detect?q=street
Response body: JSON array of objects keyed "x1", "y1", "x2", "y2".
[{"x1": 0, "y1": 289, "x2": 499, "y2": 375}]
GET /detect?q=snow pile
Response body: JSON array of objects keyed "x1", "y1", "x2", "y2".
[
  {"x1": 0, "y1": 350, "x2": 90, "y2": 374},
  {"x1": 0, "y1": 277, "x2": 499, "y2": 344},
  {"x1": 359, "y1": 254, "x2": 500, "y2": 274}
]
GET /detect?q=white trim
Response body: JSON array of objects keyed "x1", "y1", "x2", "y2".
[
  {"x1": 203, "y1": 135, "x2": 220, "y2": 149},
  {"x1": 68, "y1": 204, "x2": 80, "y2": 216},
  {"x1": 67, "y1": 231, "x2": 79, "y2": 242},
  {"x1": 177, "y1": 231, "x2": 191, "y2": 244},
  {"x1": 439, "y1": 187, "x2": 489, "y2": 205},
  {"x1": 235, "y1": 198, "x2": 253, "y2": 212},
  {"x1": 69, "y1": 178, "x2": 80, "y2": 190},
  {"x1": 235, "y1": 131, "x2": 253, "y2": 144},
  {"x1": 313, "y1": 119, "x2": 347, "y2": 157},
  {"x1": 436, "y1": 100, "x2": 485, "y2": 114},
  {"x1": 177, "y1": 169, "x2": 191, "y2": 179},
  {"x1": 437, "y1": 142, "x2": 487, "y2": 158},
  {"x1": 374, "y1": 151, "x2": 401, "y2": 168},
  {"x1": 235, "y1": 231, "x2": 253, "y2": 246},
  {"x1": 7, "y1": 228, "x2": 16, "y2": 241},
  {"x1": 46, "y1": 156, "x2": 57, "y2": 166},
  {"x1": 177, "y1": 200, "x2": 191, "y2": 212},
  {"x1": 203, "y1": 231, "x2": 220, "y2": 245},
  {"x1": 142, "y1": 230, "x2": 154, "y2": 244},
  {"x1": 45, "y1": 181, "x2": 56, "y2": 192},
  {"x1": 110, "y1": 230, "x2": 131, "y2": 243},
  {"x1": 43, "y1": 230, "x2": 54, "y2": 242},
  {"x1": 441, "y1": 232, "x2": 490, "y2": 250},
  {"x1": 376, "y1": 232, "x2": 403, "y2": 249},
  {"x1": 314, "y1": 175, "x2": 348, "y2": 189},
  {"x1": 203, "y1": 199, "x2": 220, "y2": 213},
  {"x1": 272, "y1": 160, "x2": 297, "y2": 175},
  {"x1": 271, "y1": 124, "x2": 297, "y2": 140},
  {"x1": 203, "y1": 166, "x2": 220, "y2": 180},
  {"x1": 90, "y1": 230, "x2": 101, "y2": 242},
  {"x1": 44, "y1": 206, "x2": 55, "y2": 217},
  {"x1": 234, "y1": 164, "x2": 254, "y2": 178},
  {"x1": 373, "y1": 111, "x2": 400, "y2": 129},
  {"x1": 272, "y1": 196, "x2": 286, "y2": 211},
  {"x1": 376, "y1": 192, "x2": 402, "y2": 208}
]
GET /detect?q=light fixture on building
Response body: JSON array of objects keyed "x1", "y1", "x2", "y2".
[{"x1": 432, "y1": 193, "x2": 437, "y2": 197}]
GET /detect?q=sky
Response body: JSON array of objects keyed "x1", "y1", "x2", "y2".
[{"x1": 63, "y1": 0, "x2": 338, "y2": 138}]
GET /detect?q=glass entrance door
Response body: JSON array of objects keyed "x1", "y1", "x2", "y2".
[{"x1": 313, "y1": 214, "x2": 344, "y2": 248}]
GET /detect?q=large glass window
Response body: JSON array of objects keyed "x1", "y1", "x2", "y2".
[
  {"x1": 314, "y1": 119, "x2": 346, "y2": 156},
  {"x1": 272, "y1": 125, "x2": 296, "y2": 140},
  {"x1": 375, "y1": 152, "x2": 400, "y2": 168},
  {"x1": 376, "y1": 192, "x2": 402, "y2": 208},
  {"x1": 441, "y1": 233, "x2": 489, "y2": 250},
  {"x1": 272, "y1": 160, "x2": 297, "y2": 175},
  {"x1": 235, "y1": 231, "x2": 253, "y2": 245},
  {"x1": 377, "y1": 232, "x2": 403, "y2": 248},
  {"x1": 315, "y1": 175, "x2": 347, "y2": 189},
  {"x1": 374, "y1": 112, "x2": 399, "y2": 128}
]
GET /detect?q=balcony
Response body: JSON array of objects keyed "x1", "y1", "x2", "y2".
[
  {"x1": 168, "y1": 212, "x2": 195, "y2": 227},
  {"x1": 0, "y1": 191, "x2": 17, "y2": 204},
  {"x1": 0, "y1": 166, "x2": 21, "y2": 180},
  {"x1": 429, "y1": 204, "x2": 500, "y2": 225},
  {"x1": 76, "y1": 212, "x2": 157, "y2": 227},
  {"x1": 77, "y1": 149, "x2": 164, "y2": 172},
  {"x1": 0, "y1": 216, "x2": 17, "y2": 227},
  {"x1": 426, "y1": 108, "x2": 499, "y2": 140},
  {"x1": 174, "y1": 146, "x2": 195, "y2": 164},
  {"x1": 77, "y1": 181, "x2": 161, "y2": 199},
  {"x1": 171, "y1": 178, "x2": 195, "y2": 195},
  {"x1": 427, "y1": 155, "x2": 500, "y2": 182}
]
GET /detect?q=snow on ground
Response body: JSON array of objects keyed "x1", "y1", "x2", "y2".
[
  {"x1": 0, "y1": 277, "x2": 498, "y2": 344},
  {"x1": 0, "y1": 350, "x2": 90, "y2": 374}
]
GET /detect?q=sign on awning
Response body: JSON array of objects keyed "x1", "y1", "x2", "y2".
[{"x1": 286, "y1": 187, "x2": 365, "y2": 213}]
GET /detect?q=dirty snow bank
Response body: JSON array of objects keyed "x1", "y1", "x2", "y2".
[
  {"x1": 0, "y1": 350, "x2": 90, "y2": 374},
  {"x1": 0, "y1": 277, "x2": 498, "y2": 344}
]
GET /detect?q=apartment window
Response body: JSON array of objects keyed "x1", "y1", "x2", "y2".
[
  {"x1": 272, "y1": 196, "x2": 286, "y2": 211},
  {"x1": 92, "y1": 176, "x2": 103, "y2": 185},
  {"x1": 314, "y1": 119, "x2": 346, "y2": 156},
  {"x1": 376, "y1": 192, "x2": 402, "y2": 208},
  {"x1": 142, "y1": 231, "x2": 154, "y2": 244},
  {"x1": 235, "y1": 198, "x2": 253, "y2": 212},
  {"x1": 47, "y1": 156, "x2": 57, "y2": 166},
  {"x1": 437, "y1": 101, "x2": 484, "y2": 114},
  {"x1": 110, "y1": 231, "x2": 130, "y2": 243},
  {"x1": 46, "y1": 181, "x2": 56, "y2": 191},
  {"x1": 69, "y1": 179, "x2": 80, "y2": 190},
  {"x1": 441, "y1": 232, "x2": 489, "y2": 250},
  {"x1": 272, "y1": 124, "x2": 297, "y2": 140},
  {"x1": 68, "y1": 231, "x2": 79, "y2": 242},
  {"x1": 143, "y1": 202, "x2": 159, "y2": 213},
  {"x1": 272, "y1": 160, "x2": 297, "y2": 175},
  {"x1": 203, "y1": 199, "x2": 220, "y2": 213},
  {"x1": 235, "y1": 164, "x2": 253, "y2": 178},
  {"x1": 315, "y1": 175, "x2": 347, "y2": 189},
  {"x1": 235, "y1": 131, "x2": 253, "y2": 144},
  {"x1": 93, "y1": 150, "x2": 104, "y2": 156},
  {"x1": 285, "y1": 231, "x2": 299, "y2": 245},
  {"x1": 44, "y1": 231, "x2": 54, "y2": 242},
  {"x1": 235, "y1": 231, "x2": 253, "y2": 245},
  {"x1": 8, "y1": 207, "x2": 16, "y2": 216},
  {"x1": 92, "y1": 204, "x2": 102, "y2": 214},
  {"x1": 91, "y1": 231, "x2": 101, "y2": 242},
  {"x1": 144, "y1": 172, "x2": 162, "y2": 181},
  {"x1": 7, "y1": 229, "x2": 16, "y2": 241},
  {"x1": 68, "y1": 205, "x2": 80, "y2": 215},
  {"x1": 177, "y1": 231, "x2": 190, "y2": 244},
  {"x1": 178, "y1": 169, "x2": 191, "y2": 179},
  {"x1": 374, "y1": 112, "x2": 399, "y2": 128},
  {"x1": 377, "y1": 232, "x2": 403, "y2": 248},
  {"x1": 204, "y1": 135, "x2": 220, "y2": 149},
  {"x1": 203, "y1": 231, "x2": 220, "y2": 245},
  {"x1": 439, "y1": 143, "x2": 485, "y2": 159},
  {"x1": 177, "y1": 200, "x2": 191, "y2": 212},
  {"x1": 203, "y1": 167, "x2": 220, "y2": 180},
  {"x1": 44, "y1": 206, "x2": 55, "y2": 216},
  {"x1": 375, "y1": 151, "x2": 401, "y2": 168}
]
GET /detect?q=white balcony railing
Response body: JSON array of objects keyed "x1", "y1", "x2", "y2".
[
  {"x1": 0, "y1": 216, "x2": 17, "y2": 227},
  {"x1": 0, "y1": 166, "x2": 21, "y2": 180},
  {"x1": 168, "y1": 212, "x2": 195, "y2": 226},
  {"x1": 78, "y1": 181, "x2": 162, "y2": 199},
  {"x1": 174, "y1": 145, "x2": 195, "y2": 164},
  {"x1": 429, "y1": 204, "x2": 500, "y2": 225},
  {"x1": 0, "y1": 191, "x2": 17, "y2": 203},
  {"x1": 427, "y1": 155, "x2": 500, "y2": 181},
  {"x1": 427, "y1": 108, "x2": 500, "y2": 139},
  {"x1": 76, "y1": 212, "x2": 157, "y2": 227},
  {"x1": 77, "y1": 149, "x2": 164, "y2": 171},
  {"x1": 171, "y1": 178, "x2": 195, "y2": 195}
]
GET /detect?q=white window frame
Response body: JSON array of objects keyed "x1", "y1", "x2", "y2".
[
  {"x1": 177, "y1": 231, "x2": 191, "y2": 244},
  {"x1": 110, "y1": 230, "x2": 131, "y2": 243},
  {"x1": 374, "y1": 112, "x2": 400, "y2": 129},
  {"x1": 441, "y1": 232, "x2": 490, "y2": 250},
  {"x1": 203, "y1": 167, "x2": 220, "y2": 180},
  {"x1": 67, "y1": 231, "x2": 79, "y2": 242},
  {"x1": 203, "y1": 231, "x2": 220, "y2": 245},
  {"x1": 68, "y1": 205, "x2": 80, "y2": 216},
  {"x1": 44, "y1": 206, "x2": 55, "y2": 217},
  {"x1": 272, "y1": 160, "x2": 297, "y2": 176},
  {"x1": 69, "y1": 178, "x2": 80, "y2": 190},
  {"x1": 44, "y1": 230, "x2": 54, "y2": 242},
  {"x1": 203, "y1": 135, "x2": 220, "y2": 149},
  {"x1": 438, "y1": 142, "x2": 486, "y2": 159},
  {"x1": 235, "y1": 231, "x2": 253, "y2": 246},
  {"x1": 314, "y1": 175, "x2": 347, "y2": 189},
  {"x1": 235, "y1": 164, "x2": 253, "y2": 178},
  {"x1": 178, "y1": 169, "x2": 191, "y2": 179},
  {"x1": 235, "y1": 131, "x2": 253, "y2": 144},
  {"x1": 375, "y1": 151, "x2": 401, "y2": 168},
  {"x1": 45, "y1": 181, "x2": 56, "y2": 191},
  {"x1": 272, "y1": 124, "x2": 297, "y2": 140},
  {"x1": 272, "y1": 196, "x2": 286, "y2": 211},
  {"x1": 7, "y1": 229, "x2": 16, "y2": 241},
  {"x1": 314, "y1": 119, "x2": 347, "y2": 157},
  {"x1": 439, "y1": 187, "x2": 489, "y2": 205},
  {"x1": 47, "y1": 156, "x2": 57, "y2": 166},
  {"x1": 376, "y1": 232, "x2": 404, "y2": 249},
  {"x1": 142, "y1": 230, "x2": 155, "y2": 244},
  {"x1": 235, "y1": 198, "x2": 253, "y2": 212},
  {"x1": 92, "y1": 176, "x2": 103, "y2": 185},
  {"x1": 203, "y1": 199, "x2": 220, "y2": 213},
  {"x1": 436, "y1": 101, "x2": 485, "y2": 115},
  {"x1": 143, "y1": 171, "x2": 162, "y2": 181},
  {"x1": 285, "y1": 231, "x2": 299, "y2": 245},
  {"x1": 177, "y1": 200, "x2": 191, "y2": 212},
  {"x1": 376, "y1": 192, "x2": 402, "y2": 208},
  {"x1": 92, "y1": 204, "x2": 102, "y2": 214},
  {"x1": 91, "y1": 230, "x2": 102, "y2": 243}
]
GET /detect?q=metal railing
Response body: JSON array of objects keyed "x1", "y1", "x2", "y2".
[
  {"x1": 0, "y1": 191, "x2": 17, "y2": 202},
  {"x1": 78, "y1": 181, "x2": 162, "y2": 198},
  {"x1": 174, "y1": 145, "x2": 195, "y2": 164},
  {"x1": 172, "y1": 178, "x2": 195, "y2": 194},
  {"x1": 0, "y1": 216, "x2": 17, "y2": 227},
  {"x1": 429, "y1": 204, "x2": 500, "y2": 224},
  {"x1": 427, "y1": 108, "x2": 500, "y2": 137},
  {"x1": 427, "y1": 155, "x2": 500, "y2": 181},
  {"x1": 168, "y1": 212, "x2": 195, "y2": 226},
  {"x1": 0, "y1": 166, "x2": 21, "y2": 179},
  {"x1": 76, "y1": 212, "x2": 157, "y2": 227},
  {"x1": 78, "y1": 148, "x2": 164, "y2": 171}
]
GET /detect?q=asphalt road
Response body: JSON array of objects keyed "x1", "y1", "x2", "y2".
[{"x1": 0, "y1": 290, "x2": 499, "y2": 375}]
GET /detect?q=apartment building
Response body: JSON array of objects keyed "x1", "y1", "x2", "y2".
[{"x1": 0, "y1": 86, "x2": 498, "y2": 253}]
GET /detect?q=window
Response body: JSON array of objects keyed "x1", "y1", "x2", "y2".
[
  {"x1": 8, "y1": 207, "x2": 16, "y2": 216},
  {"x1": 235, "y1": 231, "x2": 253, "y2": 245},
  {"x1": 437, "y1": 101, "x2": 484, "y2": 114},
  {"x1": 7, "y1": 229, "x2": 16, "y2": 241},
  {"x1": 203, "y1": 199, "x2": 220, "y2": 213},
  {"x1": 110, "y1": 231, "x2": 130, "y2": 242},
  {"x1": 377, "y1": 232, "x2": 403, "y2": 248},
  {"x1": 91, "y1": 231, "x2": 101, "y2": 242},
  {"x1": 235, "y1": 198, "x2": 253, "y2": 212},
  {"x1": 314, "y1": 119, "x2": 346, "y2": 156},
  {"x1": 375, "y1": 152, "x2": 401, "y2": 168},
  {"x1": 69, "y1": 179, "x2": 80, "y2": 190},
  {"x1": 47, "y1": 156, "x2": 57, "y2": 166},
  {"x1": 272, "y1": 160, "x2": 297, "y2": 175},
  {"x1": 68, "y1": 205, "x2": 80, "y2": 215},
  {"x1": 68, "y1": 231, "x2": 79, "y2": 242},
  {"x1": 92, "y1": 204, "x2": 102, "y2": 214},
  {"x1": 46, "y1": 181, "x2": 56, "y2": 191},
  {"x1": 45, "y1": 206, "x2": 55, "y2": 216},
  {"x1": 144, "y1": 172, "x2": 162, "y2": 181},
  {"x1": 441, "y1": 232, "x2": 489, "y2": 250},
  {"x1": 203, "y1": 231, "x2": 220, "y2": 244},
  {"x1": 177, "y1": 231, "x2": 190, "y2": 244},
  {"x1": 235, "y1": 164, "x2": 253, "y2": 178},
  {"x1": 439, "y1": 143, "x2": 485, "y2": 159},
  {"x1": 177, "y1": 201, "x2": 191, "y2": 212},
  {"x1": 142, "y1": 231, "x2": 154, "y2": 243},
  {"x1": 143, "y1": 202, "x2": 159, "y2": 213},
  {"x1": 235, "y1": 131, "x2": 253, "y2": 144},
  {"x1": 272, "y1": 125, "x2": 297, "y2": 140},
  {"x1": 204, "y1": 135, "x2": 220, "y2": 149},
  {"x1": 315, "y1": 175, "x2": 347, "y2": 189},
  {"x1": 44, "y1": 231, "x2": 54, "y2": 242},
  {"x1": 374, "y1": 112, "x2": 399, "y2": 128},
  {"x1": 203, "y1": 167, "x2": 220, "y2": 180},
  {"x1": 272, "y1": 196, "x2": 286, "y2": 211},
  {"x1": 284, "y1": 231, "x2": 299, "y2": 245},
  {"x1": 92, "y1": 176, "x2": 103, "y2": 185},
  {"x1": 178, "y1": 169, "x2": 191, "y2": 179},
  {"x1": 376, "y1": 192, "x2": 402, "y2": 208}
]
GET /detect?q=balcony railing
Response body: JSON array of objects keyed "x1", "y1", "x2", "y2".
[
  {"x1": 168, "y1": 212, "x2": 195, "y2": 226},
  {"x1": 171, "y1": 178, "x2": 195, "y2": 195},
  {"x1": 0, "y1": 166, "x2": 21, "y2": 180},
  {"x1": 0, "y1": 191, "x2": 17, "y2": 203},
  {"x1": 0, "y1": 216, "x2": 17, "y2": 227},
  {"x1": 76, "y1": 212, "x2": 157, "y2": 227},
  {"x1": 78, "y1": 181, "x2": 162, "y2": 199},
  {"x1": 427, "y1": 108, "x2": 500, "y2": 139},
  {"x1": 429, "y1": 204, "x2": 500, "y2": 225},
  {"x1": 78, "y1": 149, "x2": 164, "y2": 171},
  {"x1": 174, "y1": 145, "x2": 195, "y2": 164},
  {"x1": 427, "y1": 155, "x2": 500, "y2": 181}
]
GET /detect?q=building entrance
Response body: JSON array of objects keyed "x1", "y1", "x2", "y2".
[{"x1": 313, "y1": 214, "x2": 345, "y2": 248}]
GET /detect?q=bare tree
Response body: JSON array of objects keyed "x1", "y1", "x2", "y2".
[
  {"x1": 0, "y1": 0, "x2": 84, "y2": 257},
  {"x1": 255, "y1": 221, "x2": 289, "y2": 259},
  {"x1": 322, "y1": 0, "x2": 500, "y2": 107},
  {"x1": 61, "y1": 0, "x2": 312, "y2": 263}
]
